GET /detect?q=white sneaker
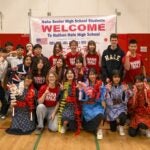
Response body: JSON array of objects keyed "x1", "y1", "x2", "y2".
[
  {"x1": 97, "y1": 129, "x2": 103, "y2": 140},
  {"x1": 146, "y1": 129, "x2": 150, "y2": 138},
  {"x1": 0, "y1": 115, "x2": 6, "y2": 120},
  {"x1": 118, "y1": 125, "x2": 125, "y2": 136},
  {"x1": 60, "y1": 126, "x2": 67, "y2": 134}
]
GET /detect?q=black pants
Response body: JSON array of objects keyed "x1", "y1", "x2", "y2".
[
  {"x1": 128, "y1": 123, "x2": 148, "y2": 137},
  {"x1": 0, "y1": 85, "x2": 9, "y2": 115},
  {"x1": 82, "y1": 114, "x2": 103, "y2": 134},
  {"x1": 110, "y1": 112, "x2": 127, "y2": 132}
]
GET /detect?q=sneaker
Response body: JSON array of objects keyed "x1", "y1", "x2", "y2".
[
  {"x1": 35, "y1": 127, "x2": 43, "y2": 135},
  {"x1": 0, "y1": 115, "x2": 6, "y2": 120},
  {"x1": 97, "y1": 129, "x2": 103, "y2": 140},
  {"x1": 118, "y1": 125, "x2": 125, "y2": 136},
  {"x1": 60, "y1": 126, "x2": 67, "y2": 134},
  {"x1": 146, "y1": 129, "x2": 150, "y2": 138}
]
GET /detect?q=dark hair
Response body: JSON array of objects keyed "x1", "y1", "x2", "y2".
[
  {"x1": 87, "y1": 40, "x2": 97, "y2": 54},
  {"x1": 16, "y1": 44, "x2": 24, "y2": 50},
  {"x1": 110, "y1": 33, "x2": 118, "y2": 40},
  {"x1": 69, "y1": 40, "x2": 78, "y2": 47},
  {"x1": 32, "y1": 58, "x2": 48, "y2": 76},
  {"x1": 88, "y1": 68, "x2": 97, "y2": 76},
  {"x1": 53, "y1": 42, "x2": 63, "y2": 55},
  {"x1": 5, "y1": 41, "x2": 13, "y2": 47},
  {"x1": 129, "y1": 39, "x2": 138, "y2": 45},
  {"x1": 111, "y1": 70, "x2": 121, "y2": 83},
  {"x1": 23, "y1": 55, "x2": 32, "y2": 64},
  {"x1": 75, "y1": 56, "x2": 83, "y2": 64},
  {"x1": 134, "y1": 75, "x2": 144, "y2": 83},
  {"x1": 33, "y1": 44, "x2": 42, "y2": 50},
  {"x1": 56, "y1": 57, "x2": 66, "y2": 69},
  {"x1": 26, "y1": 43, "x2": 33, "y2": 51},
  {"x1": 25, "y1": 73, "x2": 33, "y2": 80},
  {"x1": 64, "y1": 68, "x2": 75, "y2": 82}
]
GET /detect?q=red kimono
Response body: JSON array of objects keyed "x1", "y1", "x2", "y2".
[{"x1": 128, "y1": 87, "x2": 150, "y2": 128}]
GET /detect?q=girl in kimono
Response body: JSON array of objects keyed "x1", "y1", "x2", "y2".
[
  {"x1": 105, "y1": 70, "x2": 132, "y2": 136},
  {"x1": 6, "y1": 74, "x2": 35, "y2": 135},
  {"x1": 78, "y1": 68, "x2": 106, "y2": 139},
  {"x1": 128, "y1": 75, "x2": 150, "y2": 138},
  {"x1": 58, "y1": 68, "x2": 81, "y2": 134}
]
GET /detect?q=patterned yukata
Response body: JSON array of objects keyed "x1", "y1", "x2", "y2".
[
  {"x1": 105, "y1": 85, "x2": 132, "y2": 121},
  {"x1": 6, "y1": 83, "x2": 35, "y2": 135}
]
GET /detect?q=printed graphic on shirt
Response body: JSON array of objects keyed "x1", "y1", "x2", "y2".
[
  {"x1": 45, "y1": 92, "x2": 57, "y2": 101},
  {"x1": 70, "y1": 58, "x2": 76, "y2": 65},
  {"x1": 130, "y1": 60, "x2": 141, "y2": 70},
  {"x1": 34, "y1": 77, "x2": 45, "y2": 84},
  {"x1": 105, "y1": 54, "x2": 121, "y2": 61},
  {"x1": 86, "y1": 58, "x2": 97, "y2": 65}
]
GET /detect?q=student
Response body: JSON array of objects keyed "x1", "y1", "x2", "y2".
[
  {"x1": 32, "y1": 44, "x2": 50, "y2": 70},
  {"x1": 65, "y1": 40, "x2": 82, "y2": 68},
  {"x1": 78, "y1": 68, "x2": 106, "y2": 139},
  {"x1": 85, "y1": 40, "x2": 101, "y2": 74},
  {"x1": 35, "y1": 71, "x2": 60, "y2": 134},
  {"x1": 123, "y1": 39, "x2": 146, "y2": 84},
  {"x1": 0, "y1": 52, "x2": 8, "y2": 119},
  {"x1": 26, "y1": 43, "x2": 34, "y2": 57},
  {"x1": 105, "y1": 70, "x2": 132, "y2": 136},
  {"x1": 6, "y1": 74, "x2": 36, "y2": 135},
  {"x1": 49, "y1": 42, "x2": 63, "y2": 67},
  {"x1": 74, "y1": 56, "x2": 87, "y2": 82},
  {"x1": 32, "y1": 58, "x2": 47, "y2": 91},
  {"x1": 58, "y1": 69, "x2": 81, "y2": 134},
  {"x1": 101, "y1": 33, "x2": 125, "y2": 82},
  {"x1": 128, "y1": 75, "x2": 150, "y2": 138}
]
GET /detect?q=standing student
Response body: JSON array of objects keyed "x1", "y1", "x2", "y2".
[
  {"x1": 49, "y1": 42, "x2": 63, "y2": 67},
  {"x1": 123, "y1": 39, "x2": 146, "y2": 84},
  {"x1": 26, "y1": 43, "x2": 34, "y2": 57},
  {"x1": 58, "y1": 69, "x2": 81, "y2": 134},
  {"x1": 128, "y1": 75, "x2": 150, "y2": 138},
  {"x1": 85, "y1": 40, "x2": 101, "y2": 74},
  {"x1": 105, "y1": 70, "x2": 132, "y2": 136},
  {"x1": 65, "y1": 40, "x2": 82, "y2": 68},
  {"x1": 101, "y1": 33, "x2": 125, "y2": 82},
  {"x1": 78, "y1": 68, "x2": 106, "y2": 139},
  {"x1": 6, "y1": 74, "x2": 36, "y2": 135},
  {"x1": 35, "y1": 71, "x2": 60, "y2": 134}
]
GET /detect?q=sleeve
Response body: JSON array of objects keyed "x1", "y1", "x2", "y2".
[
  {"x1": 105, "y1": 90, "x2": 114, "y2": 106},
  {"x1": 56, "y1": 88, "x2": 63, "y2": 102},
  {"x1": 38, "y1": 85, "x2": 46, "y2": 99},
  {"x1": 99, "y1": 84, "x2": 106, "y2": 102},
  {"x1": 79, "y1": 89, "x2": 89, "y2": 101}
]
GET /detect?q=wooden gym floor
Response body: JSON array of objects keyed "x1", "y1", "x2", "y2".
[{"x1": 0, "y1": 116, "x2": 150, "y2": 150}]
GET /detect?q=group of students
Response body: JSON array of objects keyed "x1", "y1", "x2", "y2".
[{"x1": 0, "y1": 33, "x2": 150, "y2": 140}]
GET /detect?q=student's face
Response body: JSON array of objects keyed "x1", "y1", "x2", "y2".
[
  {"x1": 24, "y1": 78, "x2": 33, "y2": 87},
  {"x1": 17, "y1": 48, "x2": 24, "y2": 56},
  {"x1": 56, "y1": 59, "x2": 63, "y2": 68},
  {"x1": 135, "y1": 80, "x2": 144, "y2": 90},
  {"x1": 110, "y1": 38, "x2": 118, "y2": 48},
  {"x1": 26, "y1": 44, "x2": 33, "y2": 51},
  {"x1": 24, "y1": 57, "x2": 32, "y2": 67},
  {"x1": 112, "y1": 75, "x2": 120, "y2": 85},
  {"x1": 34, "y1": 48, "x2": 42, "y2": 56},
  {"x1": 37, "y1": 60, "x2": 44, "y2": 70},
  {"x1": 55, "y1": 45, "x2": 62, "y2": 55},
  {"x1": 75, "y1": 60, "x2": 83, "y2": 69},
  {"x1": 128, "y1": 43, "x2": 137, "y2": 53},
  {"x1": 48, "y1": 73, "x2": 56, "y2": 84},
  {"x1": 70, "y1": 42, "x2": 77, "y2": 52},
  {"x1": 89, "y1": 72, "x2": 97, "y2": 83},
  {"x1": 89, "y1": 44, "x2": 95, "y2": 52},
  {"x1": 66, "y1": 70, "x2": 74, "y2": 81},
  {"x1": 6, "y1": 45, "x2": 13, "y2": 53}
]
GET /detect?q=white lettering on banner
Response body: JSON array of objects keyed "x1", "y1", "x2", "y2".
[
  {"x1": 87, "y1": 58, "x2": 96, "y2": 65},
  {"x1": 45, "y1": 92, "x2": 56, "y2": 101},
  {"x1": 130, "y1": 60, "x2": 141, "y2": 69},
  {"x1": 105, "y1": 55, "x2": 121, "y2": 61},
  {"x1": 30, "y1": 15, "x2": 116, "y2": 57}
]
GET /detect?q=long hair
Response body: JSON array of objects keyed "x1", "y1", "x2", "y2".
[
  {"x1": 46, "y1": 70, "x2": 58, "y2": 85},
  {"x1": 87, "y1": 40, "x2": 97, "y2": 54},
  {"x1": 53, "y1": 42, "x2": 63, "y2": 56}
]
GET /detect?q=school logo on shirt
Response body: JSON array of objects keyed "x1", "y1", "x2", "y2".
[
  {"x1": 70, "y1": 58, "x2": 75, "y2": 65},
  {"x1": 45, "y1": 92, "x2": 56, "y2": 101},
  {"x1": 34, "y1": 77, "x2": 45, "y2": 84},
  {"x1": 105, "y1": 54, "x2": 121, "y2": 61},
  {"x1": 87, "y1": 58, "x2": 96, "y2": 65},
  {"x1": 130, "y1": 60, "x2": 141, "y2": 69}
]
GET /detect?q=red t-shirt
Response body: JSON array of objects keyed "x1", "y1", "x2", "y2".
[
  {"x1": 66, "y1": 52, "x2": 82, "y2": 68},
  {"x1": 123, "y1": 54, "x2": 144, "y2": 83},
  {"x1": 49, "y1": 55, "x2": 61, "y2": 67},
  {"x1": 85, "y1": 53, "x2": 100, "y2": 73},
  {"x1": 38, "y1": 85, "x2": 60, "y2": 107}
]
